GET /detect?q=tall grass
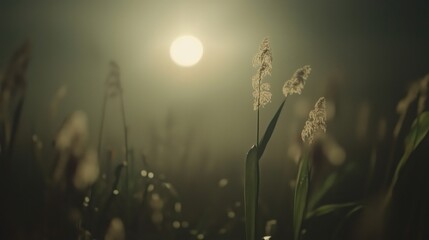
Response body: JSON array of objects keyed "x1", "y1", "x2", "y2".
[
  {"x1": 0, "y1": 39, "x2": 428, "y2": 239},
  {"x1": 245, "y1": 37, "x2": 317, "y2": 240},
  {"x1": 0, "y1": 41, "x2": 30, "y2": 157},
  {"x1": 244, "y1": 38, "x2": 429, "y2": 240}
]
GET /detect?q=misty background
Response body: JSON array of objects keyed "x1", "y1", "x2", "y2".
[{"x1": 1, "y1": 0, "x2": 428, "y2": 230}]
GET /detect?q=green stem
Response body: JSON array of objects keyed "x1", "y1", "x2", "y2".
[
  {"x1": 119, "y1": 91, "x2": 130, "y2": 227},
  {"x1": 385, "y1": 112, "x2": 405, "y2": 187},
  {"x1": 389, "y1": 112, "x2": 422, "y2": 195},
  {"x1": 256, "y1": 108, "x2": 260, "y2": 147},
  {"x1": 256, "y1": 74, "x2": 261, "y2": 147},
  {"x1": 85, "y1": 92, "x2": 107, "y2": 232},
  {"x1": 119, "y1": 92, "x2": 129, "y2": 191},
  {"x1": 97, "y1": 94, "x2": 107, "y2": 159}
]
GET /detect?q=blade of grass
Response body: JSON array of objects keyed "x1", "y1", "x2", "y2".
[
  {"x1": 332, "y1": 205, "x2": 363, "y2": 240},
  {"x1": 97, "y1": 163, "x2": 124, "y2": 238},
  {"x1": 405, "y1": 111, "x2": 429, "y2": 152},
  {"x1": 257, "y1": 99, "x2": 286, "y2": 159},
  {"x1": 306, "y1": 202, "x2": 361, "y2": 219},
  {"x1": 245, "y1": 145, "x2": 258, "y2": 240},
  {"x1": 245, "y1": 99, "x2": 287, "y2": 240},
  {"x1": 8, "y1": 96, "x2": 24, "y2": 154},
  {"x1": 307, "y1": 172, "x2": 338, "y2": 212},
  {"x1": 387, "y1": 111, "x2": 429, "y2": 201},
  {"x1": 293, "y1": 149, "x2": 310, "y2": 240}
]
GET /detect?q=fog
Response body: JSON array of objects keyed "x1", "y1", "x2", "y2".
[{"x1": 1, "y1": 1, "x2": 428, "y2": 239}]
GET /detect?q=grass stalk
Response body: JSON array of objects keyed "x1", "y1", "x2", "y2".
[
  {"x1": 256, "y1": 108, "x2": 260, "y2": 148},
  {"x1": 293, "y1": 149, "x2": 310, "y2": 240},
  {"x1": 119, "y1": 93, "x2": 129, "y2": 191},
  {"x1": 119, "y1": 91, "x2": 130, "y2": 226},
  {"x1": 97, "y1": 94, "x2": 108, "y2": 159},
  {"x1": 386, "y1": 111, "x2": 429, "y2": 202},
  {"x1": 85, "y1": 91, "x2": 107, "y2": 233},
  {"x1": 8, "y1": 95, "x2": 25, "y2": 155},
  {"x1": 245, "y1": 98, "x2": 286, "y2": 240}
]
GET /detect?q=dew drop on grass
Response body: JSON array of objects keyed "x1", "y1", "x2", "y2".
[
  {"x1": 218, "y1": 178, "x2": 228, "y2": 187},
  {"x1": 113, "y1": 189, "x2": 119, "y2": 195},
  {"x1": 147, "y1": 184, "x2": 154, "y2": 192},
  {"x1": 227, "y1": 210, "x2": 235, "y2": 218},
  {"x1": 172, "y1": 221, "x2": 181, "y2": 229},
  {"x1": 197, "y1": 233, "x2": 204, "y2": 240},
  {"x1": 148, "y1": 172, "x2": 154, "y2": 179},
  {"x1": 140, "y1": 170, "x2": 148, "y2": 177}
]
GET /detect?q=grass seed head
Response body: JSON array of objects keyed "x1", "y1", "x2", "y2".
[
  {"x1": 55, "y1": 110, "x2": 88, "y2": 155},
  {"x1": 252, "y1": 37, "x2": 273, "y2": 110},
  {"x1": 106, "y1": 61, "x2": 122, "y2": 98},
  {"x1": 73, "y1": 148, "x2": 99, "y2": 190},
  {"x1": 301, "y1": 97, "x2": 327, "y2": 144},
  {"x1": 283, "y1": 65, "x2": 311, "y2": 97}
]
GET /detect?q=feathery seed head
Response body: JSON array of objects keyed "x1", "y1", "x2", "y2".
[
  {"x1": 283, "y1": 65, "x2": 311, "y2": 97},
  {"x1": 106, "y1": 61, "x2": 122, "y2": 98},
  {"x1": 301, "y1": 97, "x2": 327, "y2": 144},
  {"x1": 73, "y1": 149, "x2": 99, "y2": 190},
  {"x1": 252, "y1": 37, "x2": 273, "y2": 78},
  {"x1": 54, "y1": 111, "x2": 89, "y2": 155},
  {"x1": 252, "y1": 37, "x2": 273, "y2": 110},
  {"x1": 252, "y1": 81, "x2": 272, "y2": 110}
]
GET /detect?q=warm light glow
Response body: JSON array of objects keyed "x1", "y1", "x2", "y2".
[{"x1": 170, "y1": 35, "x2": 203, "y2": 67}]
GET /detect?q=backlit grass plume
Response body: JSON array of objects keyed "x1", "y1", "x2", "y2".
[
  {"x1": 52, "y1": 110, "x2": 100, "y2": 191},
  {"x1": 301, "y1": 97, "x2": 327, "y2": 144},
  {"x1": 246, "y1": 37, "x2": 274, "y2": 240},
  {"x1": 293, "y1": 97, "x2": 326, "y2": 240},
  {"x1": 252, "y1": 37, "x2": 273, "y2": 111},
  {"x1": 283, "y1": 65, "x2": 311, "y2": 97},
  {"x1": 246, "y1": 37, "x2": 315, "y2": 240}
]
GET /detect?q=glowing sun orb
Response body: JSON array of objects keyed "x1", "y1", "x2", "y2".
[{"x1": 170, "y1": 35, "x2": 204, "y2": 67}]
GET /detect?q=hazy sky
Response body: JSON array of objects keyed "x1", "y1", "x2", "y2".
[{"x1": 1, "y1": 1, "x2": 428, "y2": 182}]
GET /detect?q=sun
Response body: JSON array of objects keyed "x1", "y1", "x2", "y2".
[{"x1": 170, "y1": 35, "x2": 204, "y2": 67}]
